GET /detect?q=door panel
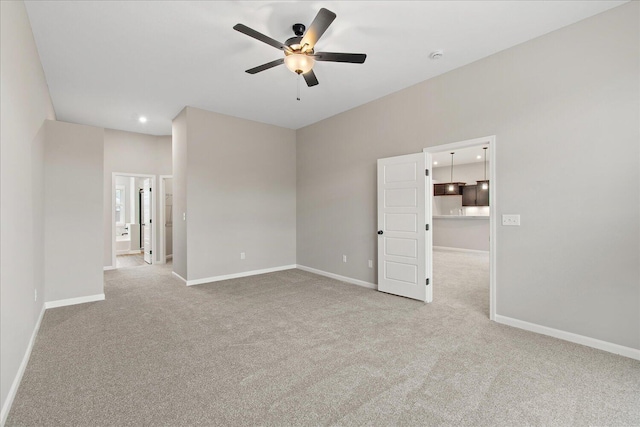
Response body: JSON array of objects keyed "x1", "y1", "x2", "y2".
[
  {"x1": 385, "y1": 238, "x2": 417, "y2": 258},
  {"x1": 377, "y1": 152, "x2": 430, "y2": 302},
  {"x1": 385, "y1": 213, "x2": 417, "y2": 232},
  {"x1": 385, "y1": 261, "x2": 418, "y2": 284},
  {"x1": 385, "y1": 188, "x2": 417, "y2": 207}
]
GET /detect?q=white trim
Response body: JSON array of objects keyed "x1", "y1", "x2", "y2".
[
  {"x1": 172, "y1": 271, "x2": 187, "y2": 283},
  {"x1": 495, "y1": 314, "x2": 640, "y2": 361},
  {"x1": 44, "y1": 294, "x2": 105, "y2": 309},
  {"x1": 186, "y1": 265, "x2": 297, "y2": 286},
  {"x1": 424, "y1": 135, "x2": 497, "y2": 321},
  {"x1": 296, "y1": 265, "x2": 377, "y2": 290},
  {"x1": 103, "y1": 266, "x2": 116, "y2": 271},
  {"x1": 158, "y1": 175, "x2": 172, "y2": 265},
  {"x1": 0, "y1": 305, "x2": 45, "y2": 426},
  {"x1": 433, "y1": 246, "x2": 489, "y2": 254},
  {"x1": 111, "y1": 172, "x2": 156, "y2": 269}
]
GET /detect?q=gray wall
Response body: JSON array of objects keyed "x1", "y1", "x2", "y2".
[
  {"x1": 44, "y1": 120, "x2": 104, "y2": 302},
  {"x1": 433, "y1": 219, "x2": 490, "y2": 251},
  {"x1": 0, "y1": 0, "x2": 56, "y2": 415},
  {"x1": 172, "y1": 108, "x2": 188, "y2": 279},
  {"x1": 296, "y1": 3, "x2": 639, "y2": 349},
  {"x1": 176, "y1": 107, "x2": 296, "y2": 282},
  {"x1": 103, "y1": 129, "x2": 172, "y2": 266}
]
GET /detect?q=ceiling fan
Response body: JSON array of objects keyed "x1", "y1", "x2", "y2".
[{"x1": 233, "y1": 8, "x2": 366, "y2": 87}]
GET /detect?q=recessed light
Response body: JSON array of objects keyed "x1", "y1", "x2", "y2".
[
  {"x1": 139, "y1": 116, "x2": 147, "y2": 123},
  {"x1": 477, "y1": 155, "x2": 482, "y2": 159},
  {"x1": 429, "y1": 50, "x2": 444, "y2": 60},
  {"x1": 433, "y1": 161, "x2": 438, "y2": 165}
]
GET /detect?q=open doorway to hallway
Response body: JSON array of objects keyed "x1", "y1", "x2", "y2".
[
  {"x1": 112, "y1": 173, "x2": 155, "y2": 269},
  {"x1": 159, "y1": 175, "x2": 173, "y2": 264}
]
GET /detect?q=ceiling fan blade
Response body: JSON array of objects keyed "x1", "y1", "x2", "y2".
[
  {"x1": 233, "y1": 24, "x2": 291, "y2": 52},
  {"x1": 301, "y1": 8, "x2": 336, "y2": 49},
  {"x1": 313, "y1": 52, "x2": 367, "y2": 64},
  {"x1": 245, "y1": 58, "x2": 284, "y2": 74},
  {"x1": 302, "y1": 69, "x2": 319, "y2": 87}
]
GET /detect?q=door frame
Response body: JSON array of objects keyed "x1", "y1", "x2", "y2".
[
  {"x1": 158, "y1": 175, "x2": 172, "y2": 264},
  {"x1": 111, "y1": 172, "x2": 156, "y2": 268},
  {"x1": 423, "y1": 135, "x2": 497, "y2": 320}
]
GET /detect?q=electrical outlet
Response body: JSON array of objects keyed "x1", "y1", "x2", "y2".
[
  {"x1": 343, "y1": 255, "x2": 347, "y2": 263},
  {"x1": 240, "y1": 252, "x2": 246, "y2": 260},
  {"x1": 502, "y1": 214, "x2": 521, "y2": 226},
  {"x1": 34, "y1": 289, "x2": 37, "y2": 302},
  {"x1": 368, "y1": 260, "x2": 373, "y2": 268},
  {"x1": 183, "y1": 212, "x2": 186, "y2": 221}
]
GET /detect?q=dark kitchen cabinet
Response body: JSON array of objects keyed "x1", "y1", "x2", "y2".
[
  {"x1": 462, "y1": 185, "x2": 477, "y2": 206},
  {"x1": 476, "y1": 183, "x2": 489, "y2": 206},
  {"x1": 434, "y1": 183, "x2": 465, "y2": 196},
  {"x1": 462, "y1": 182, "x2": 490, "y2": 206}
]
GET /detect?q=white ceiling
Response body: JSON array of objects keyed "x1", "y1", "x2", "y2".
[
  {"x1": 431, "y1": 145, "x2": 490, "y2": 168},
  {"x1": 25, "y1": 1, "x2": 626, "y2": 135}
]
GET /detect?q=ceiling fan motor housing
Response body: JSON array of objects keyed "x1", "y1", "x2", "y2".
[
  {"x1": 292, "y1": 23, "x2": 305, "y2": 36},
  {"x1": 285, "y1": 36, "x2": 303, "y2": 49}
]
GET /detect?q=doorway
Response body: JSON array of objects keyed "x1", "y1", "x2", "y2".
[
  {"x1": 112, "y1": 173, "x2": 156, "y2": 269},
  {"x1": 424, "y1": 136, "x2": 496, "y2": 320},
  {"x1": 159, "y1": 175, "x2": 173, "y2": 264},
  {"x1": 376, "y1": 136, "x2": 496, "y2": 319}
]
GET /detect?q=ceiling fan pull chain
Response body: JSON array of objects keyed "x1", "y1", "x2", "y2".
[{"x1": 297, "y1": 73, "x2": 301, "y2": 101}]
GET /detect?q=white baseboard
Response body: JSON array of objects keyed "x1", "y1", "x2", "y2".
[
  {"x1": 172, "y1": 271, "x2": 186, "y2": 283},
  {"x1": 296, "y1": 265, "x2": 377, "y2": 290},
  {"x1": 103, "y1": 266, "x2": 116, "y2": 271},
  {"x1": 186, "y1": 265, "x2": 297, "y2": 286},
  {"x1": 45, "y1": 293, "x2": 105, "y2": 309},
  {"x1": 434, "y1": 246, "x2": 489, "y2": 254},
  {"x1": 494, "y1": 314, "x2": 640, "y2": 361},
  {"x1": 1, "y1": 305, "x2": 45, "y2": 426},
  {"x1": 157, "y1": 254, "x2": 173, "y2": 265}
]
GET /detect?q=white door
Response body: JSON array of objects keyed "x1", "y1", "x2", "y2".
[
  {"x1": 143, "y1": 179, "x2": 152, "y2": 264},
  {"x1": 377, "y1": 152, "x2": 432, "y2": 302}
]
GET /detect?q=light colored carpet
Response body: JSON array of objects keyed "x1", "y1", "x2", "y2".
[
  {"x1": 116, "y1": 253, "x2": 145, "y2": 268},
  {"x1": 7, "y1": 250, "x2": 640, "y2": 426}
]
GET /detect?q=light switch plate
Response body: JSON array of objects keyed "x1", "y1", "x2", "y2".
[{"x1": 502, "y1": 214, "x2": 521, "y2": 226}]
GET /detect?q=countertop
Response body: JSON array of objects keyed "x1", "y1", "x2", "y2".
[{"x1": 433, "y1": 215, "x2": 489, "y2": 220}]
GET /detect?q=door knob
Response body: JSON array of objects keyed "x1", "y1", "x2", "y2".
[{"x1": 377, "y1": 230, "x2": 383, "y2": 235}]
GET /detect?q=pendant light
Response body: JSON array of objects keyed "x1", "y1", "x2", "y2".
[
  {"x1": 481, "y1": 147, "x2": 489, "y2": 190},
  {"x1": 448, "y1": 152, "x2": 455, "y2": 192}
]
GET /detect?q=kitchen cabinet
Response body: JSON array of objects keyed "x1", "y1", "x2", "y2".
[
  {"x1": 476, "y1": 183, "x2": 489, "y2": 206},
  {"x1": 462, "y1": 182, "x2": 489, "y2": 206},
  {"x1": 434, "y1": 183, "x2": 465, "y2": 196},
  {"x1": 462, "y1": 185, "x2": 477, "y2": 206}
]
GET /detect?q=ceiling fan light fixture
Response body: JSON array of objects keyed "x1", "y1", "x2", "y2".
[{"x1": 284, "y1": 53, "x2": 315, "y2": 75}]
